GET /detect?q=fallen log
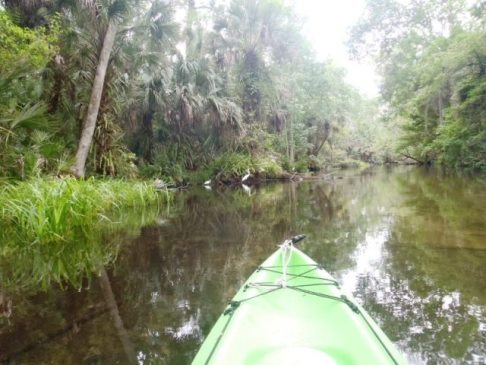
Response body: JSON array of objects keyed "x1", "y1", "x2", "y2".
[{"x1": 399, "y1": 152, "x2": 424, "y2": 165}]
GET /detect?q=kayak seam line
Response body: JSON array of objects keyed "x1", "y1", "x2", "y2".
[
  {"x1": 359, "y1": 307, "x2": 400, "y2": 365},
  {"x1": 287, "y1": 286, "x2": 357, "y2": 311},
  {"x1": 203, "y1": 308, "x2": 235, "y2": 365},
  {"x1": 288, "y1": 286, "x2": 399, "y2": 365}
]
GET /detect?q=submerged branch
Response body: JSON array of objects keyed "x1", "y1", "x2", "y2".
[{"x1": 399, "y1": 152, "x2": 424, "y2": 165}]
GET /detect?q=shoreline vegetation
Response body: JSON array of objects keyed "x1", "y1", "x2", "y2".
[
  {"x1": 181, "y1": 159, "x2": 419, "y2": 187},
  {"x1": 0, "y1": 0, "x2": 483, "y2": 187},
  {"x1": 0, "y1": 178, "x2": 166, "y2": 243},
  {"x1": 0, "y1": 179, "x2": 169, "y2": 289}
]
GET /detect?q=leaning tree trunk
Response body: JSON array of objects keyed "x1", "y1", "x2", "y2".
[{"x1": 71, "y1": 20, "x2": 118, "y2": 178}]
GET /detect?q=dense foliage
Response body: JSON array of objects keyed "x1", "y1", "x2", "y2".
[
  {"x1": 0, "y1": 0, "x2": 390, "y2": 182},
  {"x1": 349, "y1": 0, "x2": 486, "y2": 170},
  {"x1": 0, "y1": 0, "x2": 484, "y2": 180}
]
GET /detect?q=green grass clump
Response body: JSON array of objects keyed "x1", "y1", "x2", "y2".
[
  {"x1": 0, "y1": 178, "x2": 165, "y2": 244},
  {"x1": 253, "y1": 156, "x2": 283, "y2": 178},
  {"x1": 333, "y1": 158, "x2": 369, "y2": 169},
  {"x1": 0, "y1": 178, "x2": 169, "y2": 289},
  {"x1": 206, "y1": 153, "x2": 253, "y2": 180},
  {"x1": 203, "y1": 153, "x2": 286, "y2": 181}
]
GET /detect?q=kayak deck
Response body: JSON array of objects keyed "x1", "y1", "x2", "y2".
[{"x1": 192, "y1": 244, "x2": 406, "y2": 365}]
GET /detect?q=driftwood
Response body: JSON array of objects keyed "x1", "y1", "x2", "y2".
[{"x1": 399, "y1": 152, "x2": 424, "y2": 164}]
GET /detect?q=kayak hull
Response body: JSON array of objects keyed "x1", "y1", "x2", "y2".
[{"x1": 192, "y1": 246, "x2": 406, "y2": 365}]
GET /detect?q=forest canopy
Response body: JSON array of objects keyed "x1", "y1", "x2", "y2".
[
  {"x1": 349, "y1": 0, "x2": 486, "y2": 170},
  {"x1": 0, "y1": 0, "x2": 484, "y2": 182}
]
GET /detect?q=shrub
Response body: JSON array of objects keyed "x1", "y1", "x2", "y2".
[
  {"x1": 253, "y1": 156, "x2": 283, "y2": 178},
  {"x1": 206, "y1": 153, "x2": 253, "y2": 180}
]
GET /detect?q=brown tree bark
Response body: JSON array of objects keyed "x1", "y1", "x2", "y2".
[{"x1": 71, "y1": 20, "x2": 118, "y2": 178}]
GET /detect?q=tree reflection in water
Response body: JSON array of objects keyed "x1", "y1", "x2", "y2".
[{"x1": 1, "y1": 167, "x2": 485, "y2": 364}]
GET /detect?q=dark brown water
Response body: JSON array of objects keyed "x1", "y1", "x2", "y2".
[{"x1": 1, "y1": 167, "x2": 485, "y2": 364}]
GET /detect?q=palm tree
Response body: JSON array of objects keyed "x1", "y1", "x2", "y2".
[
  {"x1": 209, "y1": 0, "x2": 299, "y2": 123},
  {"x1": 70, "y1": 0, "x2": 129, "y2": 177},
  {"x1": 2, "y1": 0, "x2": 133, "y2": 177},
  {"x1": 162, "y1": 9, "x2": 243, "y2": 160},
  {"x1": 121, "y1": 0, "x2": 178, "y2": 162},
  {"x1": 0, "y1": 65, "x2": 58, "y2": 178},
  {"x1": 2, "y1": 0, "x2": 53, "y2": 27}
]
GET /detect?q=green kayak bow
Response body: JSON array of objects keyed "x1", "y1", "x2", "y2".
[{"x1": 192, "y1": 235, "x2": 407, "y2": 365}]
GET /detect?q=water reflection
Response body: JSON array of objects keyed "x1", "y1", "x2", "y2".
[
  {"x1": 340, "y1": 229, "x2": 388, "y2": 296},
  {"x1": 1, "y1": 167, "x2": 485, "y2": 364},
  {"x1": 98, "y1": 267, "x2": 137, "y2": 365}
]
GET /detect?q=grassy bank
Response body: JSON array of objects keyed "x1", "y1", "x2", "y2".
[
  {"x1": 141, "y1": 151, "x2": 377, "y2": 186},
  {"x1": 186, "y1": 153, "x2": 285, "y2": 184},
  {"x1": 0, "y1": 178, "x2": 169, "y2": 289},
  {"x1": 0, "y1": 178, "x2": 166, "y2": 244}
]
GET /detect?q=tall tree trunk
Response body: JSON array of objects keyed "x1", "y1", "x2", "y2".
[
  {"x1": 438, "y1": 89, "x2": 444, "y2": 126},
  {"x1": 141, "y1": 110, "x2": 154, "y2": 162},
  {"x1": 312, "y1": 121, "x2": 331, "y2": 155},
  {"x1": 71, "y1": 20, "x2": 118, "y2": 178},
  {"x1": 288, "y1": 117, "x2": 294, "y2": 166}
]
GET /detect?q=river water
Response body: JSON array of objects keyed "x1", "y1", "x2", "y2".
[{"x1": 1, "y1": 167, "x2": 485, "y2": 364}]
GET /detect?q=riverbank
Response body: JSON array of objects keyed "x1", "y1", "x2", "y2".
[
  {"x1": 0, "y1": 178, "x2": 167, "y2": 242},
  {"x1": 0, "y1": 178, "x2": 170, "y2": 289},
  {"x1": 165, "y1": 156, "x2": 420, "y2": 188},
  {"x1": 146, "y1": 152, "x2": 360, "y2": 187}
]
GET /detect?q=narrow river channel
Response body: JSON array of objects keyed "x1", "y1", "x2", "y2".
[{"x1": 1, "y1": 167, "x2": 485, "y2": 364}]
